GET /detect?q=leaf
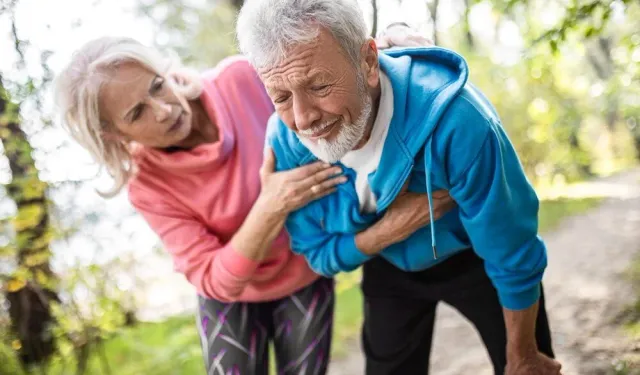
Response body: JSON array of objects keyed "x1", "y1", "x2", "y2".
[
  {"x1": 12, "y1": 203, "x2": 45, "y2": 231},
  {"x1": 11, "y1": 340, "x2": 21, "y2": 351},
  {"x1": 24, "y1": 251, "x2": 51, "y2": 267},
  {"x1": 34, "y1": 269, "x2": 51, "y2": 287},
  {"x1": 6, "y1": 277, "x2": 26, "y2": 292}
]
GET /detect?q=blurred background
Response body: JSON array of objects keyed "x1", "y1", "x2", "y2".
[{"x1": 0, "y1": 0, "x2": 639, "y2": 374}]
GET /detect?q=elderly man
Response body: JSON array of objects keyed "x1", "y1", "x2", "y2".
[{"x1": 237, "y1": 1, "x2": 561, "y2": 374}]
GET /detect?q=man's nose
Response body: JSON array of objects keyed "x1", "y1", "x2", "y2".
[{"x1": 292, "y1": 94, "x2": 322, "y2": 132}]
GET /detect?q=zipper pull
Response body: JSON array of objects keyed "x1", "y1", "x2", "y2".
[{"x1": 432, "y1": 245, "x2": 438, "y2": 259}]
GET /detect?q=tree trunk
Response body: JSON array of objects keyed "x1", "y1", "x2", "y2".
[
  {"x1": 0, "y1": 79, "x2": 59, "y2": 367},
  {"x1": 428, "y1": 0, "x2": 440, "y2": 46},
  {"x1": 462, "y1": 0, "x2": 475, "y2": 49},
  {"x1": 587, "y1": 36, "x2": 618, "y2": 132},
  {"x1": 371, "y1": 0, "x2": 378, "y2": 38},
  {"x1": 230, "y1": 0, "x2": 244, "y2": 11}
]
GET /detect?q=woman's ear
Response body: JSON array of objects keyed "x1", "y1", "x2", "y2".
[{"x1": 100, "y1": 121, "x2": 128, "y2": 142}]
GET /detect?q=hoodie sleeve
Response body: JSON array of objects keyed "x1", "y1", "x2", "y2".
[
  {"x1": 265, "y1": 115, "x2": 372, "y2": 277},
  {"x1": 441, "y1": 94, "x2": 547, "y2": 311},
  {"x1": 284, "y1": 204, "x2": 371, "y2": 277},
  {"x1": 129, "y1": 186, "x2": 259, "y2": 302}
]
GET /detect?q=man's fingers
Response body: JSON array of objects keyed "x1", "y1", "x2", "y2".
[
  {"x1": 431, "y1": 189, "x2": 450, "y2": 199},
  {"x1": 400, "y1": 179, "x2": 411, "y2": 193},
  {"x1": 554, "y1": 360, "x2": 562, "y2": 372}
]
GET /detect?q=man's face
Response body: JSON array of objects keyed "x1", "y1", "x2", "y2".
[{"x1": 258, "y1": 28, "x2": 379, "y2": 162}]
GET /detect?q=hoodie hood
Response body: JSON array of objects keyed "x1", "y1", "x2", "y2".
[
  {"x1": 371, "y1": 47, "x2": 469, "y2": 258},
  {"x1": 368, "y1": 47, "x2": 469, "y2": 210},
  {"x1": 377, "y1": 47, "x2": 469, "y2": 154}
]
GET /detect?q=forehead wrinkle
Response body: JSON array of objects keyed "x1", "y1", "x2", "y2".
[
  {"x1": 259, "y1": 43, "x2": 317, "y2": 80},
  {"x1": 263, "y1": 67, "x2": 333, "y2": 94}
]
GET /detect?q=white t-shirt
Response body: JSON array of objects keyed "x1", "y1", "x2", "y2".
[{"x1": 340, "y1": 72, "x2": 394, "y2": 213}]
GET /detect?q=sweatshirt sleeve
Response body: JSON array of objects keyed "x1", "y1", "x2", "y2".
[
  {"x1": 442, "y1": 94, "x2": 547, "y2": 311},
  {"x1": 129, "y1": 187, "x2": 259, "y2": 302},
  {"x1": 285, "y1": 203, "x2": 371, "y2": 277},
  {"x1": 264, "y1": 116, "x2": 371, "y2": 277}
]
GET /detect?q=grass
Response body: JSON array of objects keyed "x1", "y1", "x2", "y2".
[
  {"x1": 5, "y1": 197, "x2": 601, "y2": 375},
  {"x1": 537, "y1": 197, "x2": 602, "y2": 233},
  {"x1": 17, "y1": 276, "x2": 364, "y2": 375},
  {"x1": 621, "y1": 255, "x2": 640, "y2": 338}
]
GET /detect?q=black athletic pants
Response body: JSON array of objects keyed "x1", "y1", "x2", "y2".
[{"x1": 360, "y1": 249, "x2": 554, "y2": 375}]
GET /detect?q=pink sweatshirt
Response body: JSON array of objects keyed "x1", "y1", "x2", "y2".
[{"x1": 127, "y1": 56, "x2": 320, "y2": 302}]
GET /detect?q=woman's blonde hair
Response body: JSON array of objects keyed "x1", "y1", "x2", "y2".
[{"x1": 54, "y1": 36, "x2": 203, "y2": 197}]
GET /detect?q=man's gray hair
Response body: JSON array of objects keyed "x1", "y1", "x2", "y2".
[{"x1": 236, "y1": 0, "x2": 369, "y2": 70}]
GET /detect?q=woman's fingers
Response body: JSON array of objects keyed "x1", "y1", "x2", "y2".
[
  {"x1": 298, "y1": 165, "x2": 343, "y2": 189},
  {"x1": 292, "y1": 175, "x2": 346, "y2": 208},
  {"x1": 285, "y1": 160, "x2": 332, "y2": 180}
]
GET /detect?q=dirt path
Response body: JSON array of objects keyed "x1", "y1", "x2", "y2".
[{"x1": 328, "y1": 168, "x2": 640, "y2": 375}]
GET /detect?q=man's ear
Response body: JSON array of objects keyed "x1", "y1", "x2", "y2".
[{"x1": 360, "y1": 38, "x2": 380, "y2": 89}]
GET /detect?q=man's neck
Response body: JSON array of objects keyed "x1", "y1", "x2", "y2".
[{"x1": 353, "y1": 82, "x2": 382, "y2": 150}]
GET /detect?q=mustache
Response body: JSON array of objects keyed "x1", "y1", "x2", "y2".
[{"x1": 298, "y1": 118, "x2": 339, "y2": 136}]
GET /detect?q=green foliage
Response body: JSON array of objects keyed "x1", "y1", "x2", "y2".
[
  {"x1": 504, "y1": 0, "x2": 634, "y2": 48},
  {"x1": 331, "y1": 272, "x2": 364, "y2": 357},
  {"x1": 137, "y1": 1, "x2": 239, "y2": 69},
  {"x1": 537, "y1": 197, "x2": 602, "y2": 232}
]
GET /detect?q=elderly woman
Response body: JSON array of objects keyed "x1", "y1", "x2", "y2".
[{"x1": 53, "y1": 27, "x2": 438, "y2": 374}]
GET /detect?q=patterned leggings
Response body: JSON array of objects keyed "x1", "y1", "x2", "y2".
[{"x1": 196, "y1": 277, "x2": 334, "y2": 375}]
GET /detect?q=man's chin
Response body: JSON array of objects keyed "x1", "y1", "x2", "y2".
[
  {"x1": 307, "y1": 145, "x2": 344, "y2": 164},
  {"x1": 296, "y1": 133, "x2": 352, "y2": 163}
]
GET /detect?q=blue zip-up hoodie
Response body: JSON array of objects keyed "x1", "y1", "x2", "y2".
[{"x1": 266, "y1": 47, "x2": 547, "y2": 310}]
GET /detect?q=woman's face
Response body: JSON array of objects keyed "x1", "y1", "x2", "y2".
[{"x1": 99, "y1": 62, "x2": 193, "y2": 148}]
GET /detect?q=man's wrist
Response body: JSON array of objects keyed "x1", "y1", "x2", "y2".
[
  {"x1": 355, "y1": 230, "x2": 381, "y2": 255},
  {"x1": 506, "y1": 341, "x2": 538, "y2": 360},
  {"x1": 355, "y1": 222, "x2": 390, "y2": 255},
  {"x1": 503, "y1": 302, "x2": 540, "y2": 360}
]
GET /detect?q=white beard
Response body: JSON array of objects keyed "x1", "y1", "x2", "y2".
[{"x1": 300, "y1": 91, "x2": 373, "y2": 163}]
